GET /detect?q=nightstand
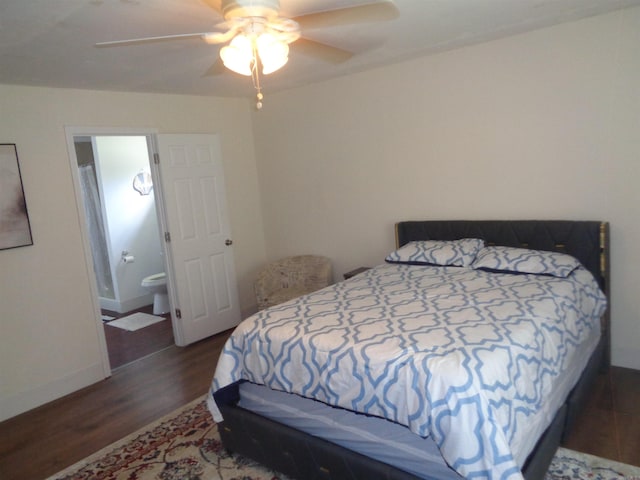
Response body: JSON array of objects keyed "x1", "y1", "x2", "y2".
[{"x1": 343, "y1": 267, "x2": 370, "y2": 280}]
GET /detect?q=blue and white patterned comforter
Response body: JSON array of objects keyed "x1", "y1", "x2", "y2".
[{"x1": 208, "y1": 264, "x2": 607, "y2": 480}]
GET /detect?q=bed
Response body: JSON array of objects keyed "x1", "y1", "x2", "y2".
[{"x1": 208, "y1": 220, "x2": 610, "y2": 480}]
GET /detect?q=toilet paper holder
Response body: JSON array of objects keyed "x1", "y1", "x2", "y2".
[{"x1": 121, "y1": 250, "x2": 135, "y2": 264}]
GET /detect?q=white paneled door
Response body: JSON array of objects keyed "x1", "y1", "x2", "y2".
[{"x1": 156, "y1": 134, "x2": 240, "y2": 346}]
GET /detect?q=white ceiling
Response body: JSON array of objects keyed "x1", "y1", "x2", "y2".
[{"x1": 1, "y1": 0, "x2": 639, "y2": 99}]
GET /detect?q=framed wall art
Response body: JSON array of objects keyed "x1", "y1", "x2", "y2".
[{"x1": 0, "y1": 144, "x2": 33, "y2": 250}]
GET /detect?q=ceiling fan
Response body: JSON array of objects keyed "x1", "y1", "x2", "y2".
[{"x1": 95, "y1": 0, "x2": 399, "y2": 108}]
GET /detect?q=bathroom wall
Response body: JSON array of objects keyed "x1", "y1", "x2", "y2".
[{"x1": 93, "y1": 136, "x2": 165, "y2": 313}]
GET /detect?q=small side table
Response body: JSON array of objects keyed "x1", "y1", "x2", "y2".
[{"x1": 343, "y1": 267, "x2": 370, "y2": 280}]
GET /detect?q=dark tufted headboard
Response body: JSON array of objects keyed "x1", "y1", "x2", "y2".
[{"x1": 395, "y1": 220, "x2": 608, "y2": 291}]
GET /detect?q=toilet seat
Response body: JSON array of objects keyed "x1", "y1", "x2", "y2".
[{"x1": 142, "y1": 272, "x2": 166, "y2": 288}]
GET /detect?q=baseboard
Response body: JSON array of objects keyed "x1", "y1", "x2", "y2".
[
  {"x1": 612, "y1": 347, "x2": 640, "y2": 370},
  {"x1": 99, "y1": 294, "x2": 154, "y2": 314},
  {"x1": 99, "y1": 297, "x2": 121, "y2": 312},
  {"x1": 0, "y1": 362, "x2": 106, "y2": 422}
]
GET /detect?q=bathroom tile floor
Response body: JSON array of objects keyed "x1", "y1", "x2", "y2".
[{"x1": 102, "y1": 305, "x2": 174, "y2": 369}]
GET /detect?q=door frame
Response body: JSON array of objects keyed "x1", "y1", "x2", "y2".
[{"x1": 65, "y1": 126, "x2": 174, "y2": 376}]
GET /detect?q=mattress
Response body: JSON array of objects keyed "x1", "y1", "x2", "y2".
[
  {"x1": 237, "y1": 381, "x2": 462, "y2": 480},
  {"x1": 209, "y1": 262, "x2": 606, "y2": 479}
]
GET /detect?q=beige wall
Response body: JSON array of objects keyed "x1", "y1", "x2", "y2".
[
  {"x1": 0, "y1": 86, "x2": 266, "y2": 420},
  {"x1": 2, "y1": 6, "x2": 639, "y2": 422},
  {"x1": 251, "y1": 8, "x2": 640, "y2": 369}
]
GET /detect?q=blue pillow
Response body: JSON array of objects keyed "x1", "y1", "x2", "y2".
[
  {"x1": 471, "y1": 246, "x2": 581, "y2": 278},
  {"x1": 385, "y1": 238, "x2": 484, "y2": 267}
]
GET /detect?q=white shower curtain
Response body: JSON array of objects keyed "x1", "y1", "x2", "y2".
[{"x1": 79, "y1": 165, "x2": 114, "y2": 299}]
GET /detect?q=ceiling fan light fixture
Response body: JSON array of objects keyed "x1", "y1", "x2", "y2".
[
  {"x1": 257, "y1": 33, "x2": 289, "y2": 74},
  {"x1": 220, "y1": 30, "x2": 289, "y2": 77},
  {"x1": 220, "y1": 34, "x2": 253, "y2": 75},
  {"x1": 95, "y1": 0, "x2": 397, "y2": 109}
]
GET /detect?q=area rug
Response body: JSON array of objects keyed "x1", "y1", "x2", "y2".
[
  {"x1": 107, "y1": 312, "x2": 165, "y2": 332},
  {"x1": 46, "y1": 396, "x2": 289, "y2": 480},
  {"x1": 47, "y1": 397, "x2": 640, "y2": 480},
  {"x1": 546, "y1": 447, "x2": 640, "y2": 480}
]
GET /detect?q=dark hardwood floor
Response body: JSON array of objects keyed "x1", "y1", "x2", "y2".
[
  {"x1": 562, "y1": 366, "x2": 640, "y2": 467},
  {"x1": 0, "y1": 329, "x2": 232, "y2": 480},
  {"x1": 1, "y1": 336, "x2": 638, "y2": 480}
]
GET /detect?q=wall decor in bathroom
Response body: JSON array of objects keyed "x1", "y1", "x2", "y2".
[{"x1": 0, "y1": 144, "x2": 33, "y2": 250}]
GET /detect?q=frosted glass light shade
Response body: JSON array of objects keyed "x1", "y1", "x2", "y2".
[
  {"x1": 257, "y1": 33, "x2": 289, "y2": 74},
  {"x1": 220, "y1": 32, "x2": 289, "y2": 77},
  {"x1": 220, "y1": 34, "x2": 253, "y2": 76}
]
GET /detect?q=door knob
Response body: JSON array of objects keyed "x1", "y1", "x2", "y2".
[{"x1": 225, "y1": 239, "x2": 233, "y2": 246}]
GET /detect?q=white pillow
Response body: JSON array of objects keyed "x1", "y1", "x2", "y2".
[
  {"x1": 385, "y1": 238, "x2": 485, "y2": 267},
  {"x1": 471, "y1": 246, "x2": 581, "y2": 278}
]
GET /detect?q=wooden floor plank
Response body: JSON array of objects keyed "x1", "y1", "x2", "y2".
[
  {"x1": 0, "y1": 330, "x2": 231, "y2": 480},
  {"x1": 561, "y1": 368, "x2": 640, "y2": 468}
]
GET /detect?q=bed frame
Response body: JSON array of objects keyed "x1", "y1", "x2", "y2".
[{"x1": 216, "y1": 220, "x2": 610, "y2": 480}]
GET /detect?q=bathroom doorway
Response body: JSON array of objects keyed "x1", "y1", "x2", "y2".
[
  {"x1": 68, "y1": 128, "x2": 241, "y2": 375},
  {"x1": 73, "y1": 134, "x2": 174, "y2": 368}
]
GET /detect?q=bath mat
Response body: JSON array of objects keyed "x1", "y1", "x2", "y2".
[{"x1": 107, "y1": 312, "x2": 165, "y2": 331}]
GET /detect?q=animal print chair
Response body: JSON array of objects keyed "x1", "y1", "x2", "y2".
[{"x1": 254, "y1": 255, "x2": 332, "y2": 310}]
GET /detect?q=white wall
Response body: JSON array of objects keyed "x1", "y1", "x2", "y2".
[
  {"x1": 0, "y1": 86, "x2": 266, "y2": 420},
  {"x1": 251, "y1": 8, "x2": 640, "y2": 369}
]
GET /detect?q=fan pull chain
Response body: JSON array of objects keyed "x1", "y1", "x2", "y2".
[{"x1": 250, "y1": 45, "x2": 264, "y2": 110}]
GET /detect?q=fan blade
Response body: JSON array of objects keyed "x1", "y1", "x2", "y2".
[
  {"x1": 293, "y1": 1, "x2": 399, "y2": 31},
  {"x1": 95, "y1": 32, "x2": 217, "y2": 47},
  {"x1": 294, "y1": 38, "x2": 353, "y2": 64},
  {"x1": 203, "y1": 58, "x2": 226, "y2": 77},
  {"x1": 200, "y1": 0, "x2": 223, "y2": 14},
  {"x1": 203, "y1": 19, "x2": 247, "y2": 43},
  {"x1": 202, "y1": 30, "x2": 234, "y2": 44}
]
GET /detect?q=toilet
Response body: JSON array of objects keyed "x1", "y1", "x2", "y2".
[{"x1": 141, "y1": 272, "x2": 170, "y2": 315}]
